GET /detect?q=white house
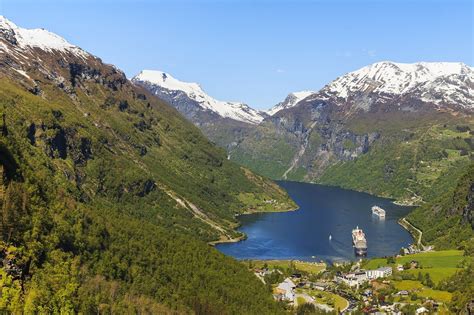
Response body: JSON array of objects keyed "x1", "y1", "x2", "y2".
[
  {"x1": 416, "y1": 306, "x2": 428, "y2": 314},
  {"x1": 366, "y1": 266, "x2": 392, "y2": 279},
  {"x1": 276, "y1": 278, "x2": 296, "y2": 302},
  {"x1": 335, "y1": 271, "x2": 368, "y2": 287}
]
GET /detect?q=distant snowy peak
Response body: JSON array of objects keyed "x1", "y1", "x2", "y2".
[
  {"x1": 267, "y1": 91, "x2": 315, "y2": 115},
  {"x1": 132, "y1": 70, "x2": 266, "y2": 124},
  {"x1": 0, "y1": 15, "x2": 88, "y2": 58},
  {"x1": 321, "y1": 61, "x2": 473, "y2": 108}
]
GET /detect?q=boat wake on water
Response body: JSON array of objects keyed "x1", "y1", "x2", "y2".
[{"x1": 328, "y1": 237, "x2": 350, "y2": 259}]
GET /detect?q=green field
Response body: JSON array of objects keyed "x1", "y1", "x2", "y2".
[
  {"x1": 403, "y1": 268, "x2": 460, "y2": 284},
  {"x1": 364, "y1": 250, "x2": 463, "y2": 269},
  {"x1": 308, "y1": 290, "x2": 348, "y2": 311},
  {"x1": 394, "y1": 280, "x2": 452, "y2": 303},
  {"x1": 364, "y1": 250, "x2": 465, "y2": 284},
  {"x1": 396, "y1": 250, "x2": 464, "y2": 267},
  {"x1": 249, "y1": 260, "x2": 326, "y2": 274},
  {"x1": 393, "y1": 280, "x2": 423, "y2": 291},
  {"x1": 418, "y1": 288, "x2": 452, "y2": 303}
]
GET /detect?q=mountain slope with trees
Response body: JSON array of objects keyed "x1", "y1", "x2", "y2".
[
  {"x1": 229, "y1": 62, "x2": 474, "y2": 248},
  {"x1": 0, "y1": 16, "x2": 294, "y2": 313}
]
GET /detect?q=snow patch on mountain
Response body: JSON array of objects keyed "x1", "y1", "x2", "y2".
[
  {"x1": 0, "y1": 15, "x2": 88, "y2": 58},
  {"x1": 133, "y1": 70, "x2": 266, "y2": 124},
  {"x1": 321, "y1": 61, "x2": 473, "y2": 108},
  {"x1": 267, "y1": 91, "x2": 315, "y2": 115}
]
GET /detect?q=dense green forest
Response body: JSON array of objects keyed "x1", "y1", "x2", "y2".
[
  {"x1": 0, "y1": 53, "x2": 293, "y2": 313},
  {"x1": 407, "y1": 163, "x2": 473, "y2": 249}
]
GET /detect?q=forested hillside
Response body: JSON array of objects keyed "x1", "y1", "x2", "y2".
[
  {"x1": 407, "y1": 163, "x2": 473, "y2": 249},
  {"x1": 0, "y1": 17, "x2": 294, "y2": 313},
  {"x1": 230, "y1": 62, "x2": 474, "y2": 248}
]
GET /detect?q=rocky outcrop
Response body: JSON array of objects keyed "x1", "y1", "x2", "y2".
[
  {"x1": 462, "y1": 182, "x2": 474, "y2": 228},
  {"x1": 27, "y1": 117, "x2": 93, "y2": 166}
]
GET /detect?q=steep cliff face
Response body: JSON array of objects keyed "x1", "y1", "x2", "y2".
[{"x1": 231, "y1": 62, "x2": 473, "y2": 202}]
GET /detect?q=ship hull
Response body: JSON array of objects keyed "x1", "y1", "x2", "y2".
[{"x1": 354, "y1": 246, "x2": 367, "y2": 256}]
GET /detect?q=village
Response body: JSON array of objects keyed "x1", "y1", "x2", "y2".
[{"x1": 246, "y1": 249, "x2": 469, "y2": 314}]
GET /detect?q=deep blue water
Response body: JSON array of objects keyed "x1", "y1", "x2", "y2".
[{"x1": 217, "y1": 181, "x2": 414, "y2": 262}]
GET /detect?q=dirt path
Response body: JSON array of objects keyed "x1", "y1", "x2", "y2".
[{"x1": 162, "y1": 187, "x2": 238, "y2": 243}]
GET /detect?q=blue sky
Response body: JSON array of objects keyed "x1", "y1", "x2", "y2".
[{"x1": 1, "y1": 0, "x2": 472, "y2": 109}]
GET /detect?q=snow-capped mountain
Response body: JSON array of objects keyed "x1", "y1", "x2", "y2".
[
  {"x1": 0, "y1": 15, "x2": 114, "y2": 97},
  {"x1": 0, "y1": 16, "x2": 88, "y2": 59},
  {"x1": 132, "y1": 70, "x2": 266, "y2": 124},
  {"x1": 319, "y1": 61, "x2": 473, "y2": 109},
  {"x1": 230, "y1": 61, "x2": 473, "y2": 187},
  {"x1": 267, "y1": 91, "x2": 315, "y2": 115}
]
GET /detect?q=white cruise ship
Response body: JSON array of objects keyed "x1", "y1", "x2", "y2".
[{"x1": 371, "y1": 206, "x2": 386, "y2": 218}]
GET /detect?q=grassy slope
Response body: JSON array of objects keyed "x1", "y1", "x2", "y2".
[
  {"x1": 247, "y1": 260, "x2": 326, "y2": 274},
  {"x1": 0, "y1": 74, "x2": 292, "y2": 313},
  {"x1": 364, "y1": 250, "x2": 466, "y2": 284},
  {"x1": 363, "y1": 250, "x2": 471, "y2": 306},
  {"x1": 393, "y1": 281, "x2": 452, "y2": 303}
]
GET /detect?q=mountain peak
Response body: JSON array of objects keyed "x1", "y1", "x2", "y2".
[
  {"x1": 322, "y1": 61, "x2": 473, "y2": 108},
  {"x1": 0, "y1": 15, "x2": 87, "y2": 58},
  {"x1": 133, "y1": 70, "x2": 266, "y2": 124},
  {"x1": 135, "y1": 70, "x2": 204, "y2": 97},
  {"x1": 267, "y1": 90, "x2": 315, "y2": 115}
]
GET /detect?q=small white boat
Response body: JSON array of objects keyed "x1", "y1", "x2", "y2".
[{"x1": 329, "y1": 234, "x2": 332, "y2": 240}]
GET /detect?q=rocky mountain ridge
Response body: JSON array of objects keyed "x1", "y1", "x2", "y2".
[
  {"x1": 132, "y1": 70, "x2": 267, "y2": 124},
  {"x1": 231, "y1": 62, "x2": 473, "y2": 205},
  {"x1": 267, "y1": 90, "x2": 315, "y2": 115}
]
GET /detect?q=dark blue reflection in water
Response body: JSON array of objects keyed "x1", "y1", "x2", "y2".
[{"x1": 217, "y1": 181, "x2": 414, "y2": 262}]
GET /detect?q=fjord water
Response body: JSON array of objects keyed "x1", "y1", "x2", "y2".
[{"x1": 217, "y1": 181, "x2": 413, "y2": 262}]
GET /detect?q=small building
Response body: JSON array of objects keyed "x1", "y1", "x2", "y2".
[
  {"x1": 366, "y1": 266, "x2": 392, "y2": 279},
  {"x1": 335, "y1": 271, "x2": 368, "y2": 287},
  {"x1": 276, "y1": 278, "x2": 296, "y2": 302},
  {"x1": 396, "y1": 290, "x2": 409, "y2": 296},
  {"x1": 416, "y1": 306, "x2": 428, "y2": 314},
  {"x1": 397, "y1": 264, "x2": 404, "y2": 271},
  {"x1": 312, "y1": 282, "x2": 329, "y2": 291}
]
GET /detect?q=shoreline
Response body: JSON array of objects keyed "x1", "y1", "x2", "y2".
[
  {"x1": 237, "y1": 204, "x2": 300, "y2": 217},
  {"x1": 212, "y1": 181, "x2": 419, "y2": 256},
  {"x1": 209, "y1": 204, "x2": 300, "y2": 246},
  {"x1": 398, "y1": 217, "x2": 423, "y2": 247}
]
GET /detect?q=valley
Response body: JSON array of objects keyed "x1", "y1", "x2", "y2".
[{"x1": 0, "y1": 3, "x2": 472, "y2": 314}]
